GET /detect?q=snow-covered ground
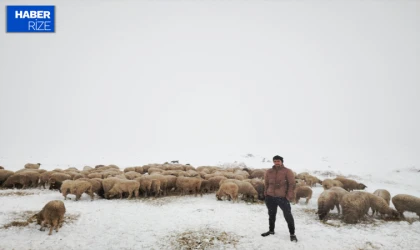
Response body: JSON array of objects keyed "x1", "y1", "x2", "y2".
[{"x1": 0, "y1": 154, "x2": 420, "y2": 250}]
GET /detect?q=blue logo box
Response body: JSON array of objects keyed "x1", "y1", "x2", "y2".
[{"x1": 6, "y1": 5, "x2": 55, "y2": 32}]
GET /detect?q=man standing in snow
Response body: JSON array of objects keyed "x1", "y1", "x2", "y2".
[{"x1": 261, "y1": 155, "x2": 297, "y2": 242}]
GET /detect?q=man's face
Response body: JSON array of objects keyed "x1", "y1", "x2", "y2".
[{"x1": 273, "y1": 160, "x2": 283, "y2": 167}]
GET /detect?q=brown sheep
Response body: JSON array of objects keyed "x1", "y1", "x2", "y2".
[
  {"x1": 0, "y1": 166, "x2": 4, "y2": 170},
  {"x1": 292, "y1": 185, "x2": 313, "y2": 205},
  {"x1": 71, "y1": 180, "x2": 94, "y2": 201},
  {"x1": 124, "y1": 171, "x2": 142, "y2": 180},
  {"x1": 30, "y1": 200, "x2": 66, "y2": 235},
  {"x1": 208, "y1": 176, "x2": 228, "y2": 192},
  {"x1": 145, "y1": 174, "x2": 168, "y2": 196},
  {"x1": 102, "y1": 177, "x2": 122, "y2": 199},
  {"x1": 200, "y1": 179, "x2": 212, "y2": 193},
  {"x1": 366, "y1": 193, "x2": 399, "y2": 218},
  {"x1": 2, "y1": 173, "x2": 30, "y2": 189},
  {"x1": 151, "y1": 179, "x2": 162, "y2": 197},
  {"x1": 317, "y1": 190, "x2": 339, "y2": 220},
  {"x1": 134, "y1": 166, "x2": 144, "y2": 174},
  {"x1": 250, "y1": 169, "x2": 266, "y2": 179},
  {"x1": 0, "y1": 170, "x2": 14, "y2": 186},
  {"x1": 296, "y1": 172, "x2": 310, "y2": 180},
  {"x1": 340, "y1": 191, "x2": 371, "y2": 224},
  {"x1": 176, "y1": 177, "x2": 202, "y2": 197},
  {"x1": 108, "y1": 180, "x2": 140, "y2": 199},
  {"x1": 124, "y1": 167, "x2": 135, "y2": 173},
  {"x1": 373, "y1": 189, "x2": 391, "y2": 207},
  {"x1": 60, "y1": 180, "x2": 74, "y2": 200},
  {"x1": 392, "y1": 194, "x2": 420, "y2": 219},
  {"x1": 216, "y1": 182, "x2": 239, "y2": 202},
  {"x1": 87, "y1": 173, "x2": 103, "y2": 179},
  {"x1": 244, "y1": 178, "x2": 265, "y2": 200},
  {"x1": 78, "y1": 178, "x2": 104, "y2": 198},
  {"x1": 221, "y1": 179, "x2": 258, "y2": 202},
  {"x1": 24, "y1": 163, "x2": 41, "y2": 169},
  {"x1": 49, "y1": 173, "x2": 72, "y2": 191},
  {"x1": 334, "y1": 177, "x2": 367, "y2": 191},
  {"x1": 39, "y1": 171, "x2": 55, "y2": 189},
  {"x1": 136, "y1": 177, "x2": 152, "y2": 197},
  {"x1": 322, "y1": 179, "x2": 344, "y2": 190},
  {"x1": 305, "y1": 175, "x2": 322, "y2": 187},
  {"x1": 162, "y1": 175, "x2": 177, "y2": 194}
]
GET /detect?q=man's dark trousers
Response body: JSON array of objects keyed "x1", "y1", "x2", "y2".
[{"x1": 265, "y1": 195, "x2": 295, "y2": 234}]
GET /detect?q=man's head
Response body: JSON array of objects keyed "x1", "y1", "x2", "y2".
[{"x1": 273, "y1": 155, "x2": 284, "y2": 167}]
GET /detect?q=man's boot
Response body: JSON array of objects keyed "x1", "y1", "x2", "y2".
[
  {"x1": 290, "y1": 234, "x2": 298, "y2": 242},
  {"x1": 261, "y1": 231, "x2": 274, "y2": 237}
]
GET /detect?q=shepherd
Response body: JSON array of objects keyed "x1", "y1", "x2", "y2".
[{"x1": 261, "y1": 155, "x2": 298, "y2": 242}]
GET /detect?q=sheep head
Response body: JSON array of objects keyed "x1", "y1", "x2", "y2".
[{"x1": 357, "y1": 183, "x2": 367, "y2": 190}]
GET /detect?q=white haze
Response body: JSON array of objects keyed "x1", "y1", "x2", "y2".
[{"x1": 0, "y1": 0, "x2": 419, "y2": 171}]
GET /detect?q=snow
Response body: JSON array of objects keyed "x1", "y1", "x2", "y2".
[{"x1": 1, "y1": 155, "x2": 420, "y2": 250}]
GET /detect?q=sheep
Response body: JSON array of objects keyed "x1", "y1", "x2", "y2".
[
  {"x1": 60, "y1": 180, "x2": 74, "y2": 200},
  {"x1": 78, "y1": 178, "x2": 104, "y2": 198},
  {"x1": 83, "y1": 166, "x2": 93, "y2": 171},
  {"x1": 317, "y1": 187, "x2": 349, "y2": 220},
  {"x1": 136, "y1": 177, "x2": 152, "y2": 197},
  {"x1": 392, "y1": 194, "x2": 420, "y2": 219},
  {"x1": 148, "y1": 167, "x2": 165, "y2": 175},
  {"x1": 184, "y1": 165, "x2": 195, "y2": 171},
  {"x1": 49, "y1": 173, "x2": 72, "y2": 191},
  {"x1": 216, "y1": 182, "x2": 239, "y2": 202},
  {"x1": 73, "y1": 173, "x2": 85, "y2": 180},
  {"x1": 292, "y1": 185, "x2": 313, "y2": 205},
  {"x1": 340, "y1": 191, "x2": 371, "y2": 224},
  {"x1": 108, "y1": 179, "x2": 140, "y2": 199},
  {"x1": 71, "y1": 180, "x2": 94, "y2": 201},
  {"x1": 39, "y1": 171, "x2": 55, "y2": 189},
  {"x1": 176, "y1": 177, "x2": 202, "y2": 197},
  {"x1": 162, "y1": 175, "x2": 177, "y2": 194},
  {"x1": 151, "y1": 179, "x2": 162, "y2": 197},
  {"x1": 366, "y1": 192, "x2": 399, "y2": 219},
  {"x1": 124, "y1": 167, "x2": 135, "y2": 173},
  {"x1": 317, "y1": 190, "x2": 340, "y2": 220},
  {"x1": 221, "y1": 179, "x2": 258, "y2": 202},
  {"x1": 334, "y1": 177, "x2": 367, "y2": 191},
  {"x1": 2, "y1": 173, "x2": 30, "y2": 189},
  {"x1": 208, "y1": 176, "x2": 228, "y2": 192},
  {"x1": 0, "y1": 170, "x2": 14, "y2": 186},
  {"x1": 329, "y1": 187, "x2": 349, "y2": 204},
  {"x1": 87, "y1": 173, "x2": 103, "y2": 179},
  {"x1": 124, "y1": 171, "x2": 142, "y2": 180},
  {"x1": 134, "y1": 166, "x2": 144, "y2": 174},
  {"x1": 102, "y1": 177, "x2": 122, "y2": 199},
  {"x1": 322, "y1": 179, "x2": 344, "y2": 190},
  {"x1": 296, "y1": 172, "x2": 310, "y2": 180},
  {"x1": 17, "y1": 170, "x2": 41, "y2": 188},
  {"x1": 24, "y1": 163, "x2": 41, "y2": 169},
  {"x1": 200, "y1": 179, "x2": 212, "y2": 193},
  {"x1": 373, "y1": 189, "x2": 391, "y2": 207},
  {"x1": 305, "y1": 175, "x2": 322, "y2": 187},
  {"x1": 30, "y1": 200, "x2": 66, "y2": 235},
  {"x1": 0, "y1": 166, "x2": 4, "y2": 170},
  {"x1": 244, "y1": 178, "x2": 265, "y2": 200},
  {"x1": 250, "y1": 169, "x2": 266, "y2": 179}
]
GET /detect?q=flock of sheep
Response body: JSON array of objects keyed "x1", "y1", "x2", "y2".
[{"x1": 0, "y1": 163, "x2": 419, "y2": 235}]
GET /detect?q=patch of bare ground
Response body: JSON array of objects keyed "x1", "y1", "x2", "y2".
[{"x1": 163, "y1": 227, "x2": 242, "y2": 250}]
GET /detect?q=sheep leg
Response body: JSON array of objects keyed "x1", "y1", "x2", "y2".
[
  {"x1": 135, "y1": 189, "x2": 139, "y2": 199},
  {"x1": 128, "y1": 190, "x2": 133, "y2": 199},
  {"x1": 119, "y1": 191, "x2": 123, "y2": 199},
  {"x1": 40, "y1": 221, "x2": 46, "y2": 231},
  {"x1": 305, "y1": 197, "x2": 309, "y2": 205},
  {"x1": 336, "y1": 204, "x2": 340, "y2": 214}
]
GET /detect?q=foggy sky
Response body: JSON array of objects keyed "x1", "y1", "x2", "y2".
[{"x1": 0, "y1": 0, "x2": 419, "y2": 168}]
